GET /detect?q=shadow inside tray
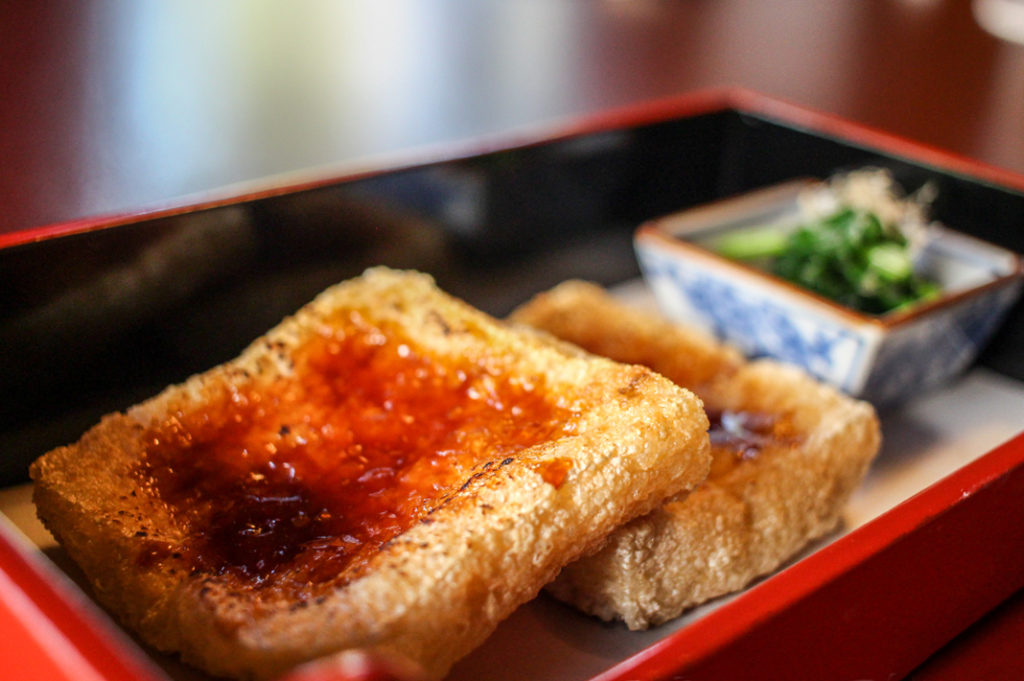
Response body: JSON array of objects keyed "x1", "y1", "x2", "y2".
[
  {"x1": 447, "y1": 592, "x2": 652, "y2": 681},
  {"x1": 872, "y1": 409, "x2": 946, "y2": 476},
  {"x1": 868, "y1": 367, "x2": 1000, "y2": 479}
]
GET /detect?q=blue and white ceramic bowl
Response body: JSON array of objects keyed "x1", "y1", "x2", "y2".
[{"x1": 635, "y1": 180, "x2": 1024, "y2": 406}]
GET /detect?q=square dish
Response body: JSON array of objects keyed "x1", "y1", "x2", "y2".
[{"x1": 635, "y1": 178, "x2": 1024, "y2": 406}]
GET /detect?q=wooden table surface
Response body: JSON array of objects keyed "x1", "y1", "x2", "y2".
[{"x1": 2, "y1": 0, "x2": 1023, "y2": 237}]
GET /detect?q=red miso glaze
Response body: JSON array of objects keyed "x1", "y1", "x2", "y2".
[{"x1": 135, "y1": 310, "x2": 578, "y2": 595}]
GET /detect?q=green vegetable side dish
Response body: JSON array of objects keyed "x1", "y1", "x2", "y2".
[{"x1": 715, "y1": 207, "x2": 942, "y2": 315}]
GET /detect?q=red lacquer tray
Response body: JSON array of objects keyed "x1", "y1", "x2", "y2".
[{"x1": 3, "y1": 89, "x2": 1024, "y2": 681}]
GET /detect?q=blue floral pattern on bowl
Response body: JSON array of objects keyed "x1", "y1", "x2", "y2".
[
  {"x1": 634, "y1": 181, "x2": 1024, "y2": 406},
  {"x1": 638, "y1": 246, "x2": 874, "y2": 395}
]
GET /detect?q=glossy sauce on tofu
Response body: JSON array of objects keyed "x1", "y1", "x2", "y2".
[
  {"x1": 706, "y1": 408, "x2": 799, "y2": 478},
  {"x1": 135, "y1": 310, "x2": 579, "y2": 593}
]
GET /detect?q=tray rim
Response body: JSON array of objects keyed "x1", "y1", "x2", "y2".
[
  {"x1": 0, "y1": 515, "x2": 167, "y2": 681},
  {"x1": 4, "y1": 86, "x2": 1024, "y2": 252}
]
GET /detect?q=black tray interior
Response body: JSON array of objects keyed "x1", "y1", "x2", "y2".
[{"x1": 3, "y1": 107, "x2": 1023, "y2": 485}]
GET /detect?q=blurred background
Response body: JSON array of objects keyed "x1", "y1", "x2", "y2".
[{"x1": 2, "y1": 0, "x2": 1023, "y2": 234}]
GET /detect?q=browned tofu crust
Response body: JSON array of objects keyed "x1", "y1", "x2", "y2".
[
  {"x1": 511, "y1": 281, "x2": 881, "y2": 629},
  {"x1": 31, "y1": 269, "x2": 710, "y2": 679}
]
